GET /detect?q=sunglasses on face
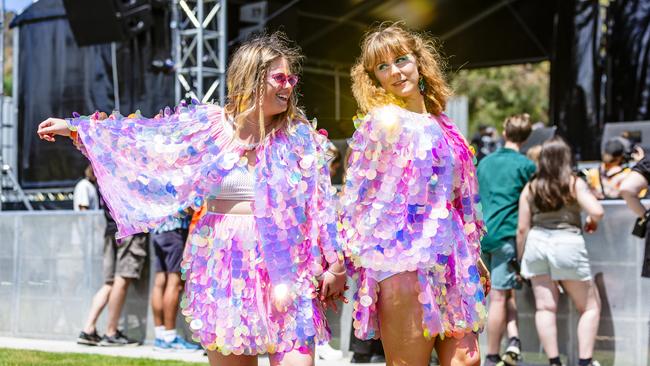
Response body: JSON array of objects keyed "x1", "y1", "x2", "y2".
[{"x1": 270, "y1": 73, "x2": 299, "y2": 87}]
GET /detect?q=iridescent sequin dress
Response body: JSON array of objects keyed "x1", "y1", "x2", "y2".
[
  {"x1": 340, "y1": 105, "x2": 487, "y2": 340},
  {"x1": 67, "y1": 102, "x2": 341, "y2": 355}
]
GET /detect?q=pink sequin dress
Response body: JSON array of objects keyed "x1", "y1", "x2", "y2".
[
  {"x1": 340, "y1": 105, "x2": 487, "y2": 340},
  {"x1": 66, "y1": 101, "x2": 341, "y2": 355}
]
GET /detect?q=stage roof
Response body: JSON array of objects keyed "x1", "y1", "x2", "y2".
[{"x1": 276, "y1": 0, "x2": 556, "y2": 70}]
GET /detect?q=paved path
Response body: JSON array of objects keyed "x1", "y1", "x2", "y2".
[{"x1": 0, "y1": 337, "x2": 384, "y2": 365}]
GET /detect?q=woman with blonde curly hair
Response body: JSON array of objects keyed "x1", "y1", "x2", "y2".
[
  {"x1": 37, "y1": 32, "x2": 346, "y2": 366},
  {"x1": 341, "y1": 23, "x2": 489, "y2": 366}
]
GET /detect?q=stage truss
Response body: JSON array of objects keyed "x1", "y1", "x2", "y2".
[{"x1": 172, "y1": 0, "x2": 227, "y2": 104}]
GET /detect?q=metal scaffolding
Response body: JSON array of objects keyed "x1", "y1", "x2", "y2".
[
  {"x1": 0, "y1": 0, "x2": 32, "y2": 211},
  {"x1": 172, "y1": 0, "x2": 227, "y2": 104}
]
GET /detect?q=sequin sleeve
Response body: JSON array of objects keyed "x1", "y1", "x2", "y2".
[
  {"x1": 436, "y1": 113, "x2": 486, "y2": 252},
  {"x1": 312, "y1": 131, "x2": 343, "y2": 266},
  {"x1": 253, "y1": 122, "x2": 342, "y2": 299},
  {"x1": 66, "y1": 102, "x2": 235, "y2": 238}
]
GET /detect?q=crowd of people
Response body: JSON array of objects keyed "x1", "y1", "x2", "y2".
[{"x1": 34, "y1": 20, "x2": 650, "y2": 366}]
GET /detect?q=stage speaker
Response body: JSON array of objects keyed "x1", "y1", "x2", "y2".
[{"x1": 63, "y1": 0, "x2": 153, "y2": 46}]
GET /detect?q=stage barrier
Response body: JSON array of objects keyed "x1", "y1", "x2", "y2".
[{"x1": 1, "y1": 202, "x2": 649, "y2": 365}]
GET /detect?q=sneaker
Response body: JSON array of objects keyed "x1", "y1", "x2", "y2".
[
  {"x1": 590, "y1": 361, "x2": 601, "y2": 366},
  {"x1": 153, "y1": 338, "x2": 172, "y2": 352},
  {"x1": 77, "y1": 330, "x2": 101, "y2": 346},
  {"x1": 98, "y1": 330, "x2": 139, "y2": 347},
  {"x1": 316, "y1": 343, "x2": 343, "y2": 360},
  {"x1": 502, "y1": 338, "x2": 521, "y2": 365},
  {"x1": 168, "y1": 336, "x2": 201, "y2": 352}
]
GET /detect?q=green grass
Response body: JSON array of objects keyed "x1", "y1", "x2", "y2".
[{"x1": 0, "y1": 348, "x2": 206, "y2": 366}]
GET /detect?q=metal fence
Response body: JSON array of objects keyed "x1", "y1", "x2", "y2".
[
  {"x1": 0, "y1": 211, "x2": 151, "y2": 342},
  {"x1": 1, "y1": 202, "x2": 649, "y2": 365}
]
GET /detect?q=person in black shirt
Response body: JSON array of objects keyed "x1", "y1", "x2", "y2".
[{"x1": 620, "y1": 156, "x2": 650, "y2": 278}]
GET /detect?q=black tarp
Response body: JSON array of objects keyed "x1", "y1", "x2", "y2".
[
  {"x1": 606, "y1": 0, "x2": 650, "y2": 122},
  {"x1": 12, "y1": 0, "x2": 650, "y2": 186},
  {"x1": 12, "y1": 0, "x2": 174, "y2": 188},
  {"x1": 550, "y1": 0, "x2": 604, "y2": 160}
]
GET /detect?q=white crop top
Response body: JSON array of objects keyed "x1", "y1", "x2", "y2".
[{"x1": 214, "y1": 165, "x2": 255, "y2": 201}]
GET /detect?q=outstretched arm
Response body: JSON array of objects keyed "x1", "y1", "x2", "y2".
[
  {"x1": 37, "y1": 118, "x2": 71, "y2": 142},
  {"x1": 36, "y1": 103, "x2": 230, "y2": 238}
]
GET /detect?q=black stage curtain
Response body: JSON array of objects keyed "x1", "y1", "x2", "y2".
[
  {"x1": 550, "y1": 0, "x2": 604, "y2": 161},
  {"x1": 606, "y1": 0, "x2": 650, "y2": 122},
  {"x1": 12, "y1": 0, "x2": 174, "y2": 189}
]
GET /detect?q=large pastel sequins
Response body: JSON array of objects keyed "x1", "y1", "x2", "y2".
[
  {"x1": 341, "y1": 105, "x2": 487, "y2": 340},
  {"x1": 181, "y1": 213, "x2": 331, "y2": 354},
  {"x1": 67, "y1": 103, "x2": 234, "y2": 239},
  {"x1": 69, "y1": 103, "x2": 342, "y2": 354}
]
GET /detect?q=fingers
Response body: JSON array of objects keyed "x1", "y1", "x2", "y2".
[{"x1": 320, "y1": 282, "x2": 330, "y2": 301}]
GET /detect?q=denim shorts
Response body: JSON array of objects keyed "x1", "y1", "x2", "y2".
[
  {"x1": 481, "y1": 238, "x2": 521, "y2": 290},
  {"x1": 521, "y1": 227, "x2": 592, "y2": 281}
]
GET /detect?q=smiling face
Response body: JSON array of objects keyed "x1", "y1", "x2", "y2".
[
  {"x1": 373, "y1": 53, "x2": 420, "y2": 99},
  {"x1": 260, "y1": 57, "x2": 297, "y2": 120}
]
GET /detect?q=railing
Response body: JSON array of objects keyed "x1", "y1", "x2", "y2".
[{"x1": 1, "y1": 202, "x2": 649, "y2": 365}]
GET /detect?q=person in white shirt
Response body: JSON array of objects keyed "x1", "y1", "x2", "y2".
[{"x1": 73, "y1": 165, "x2": 98, "y2": 211}]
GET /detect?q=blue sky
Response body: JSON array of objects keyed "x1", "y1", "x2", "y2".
[{"x1": 6, "y1": 0, "x2": 33, "y2": 12}]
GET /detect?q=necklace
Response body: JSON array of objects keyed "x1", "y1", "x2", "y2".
[{"x1": 239, "y1": 140, "x2": 259, "y2": 150}]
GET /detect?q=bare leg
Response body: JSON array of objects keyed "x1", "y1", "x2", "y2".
[
  {"x1": 561, "y1": 279, "x2": 601, "y2": 359},
  {"x1": 486, "y1": 289, "x2": 507, "y2": 355},
  {"x1": 530, "y1": 275, "x2": 560, "y2": 359},
  {"x1": 269, "y1": 347, "x2": 315, "y2": 366},
  {"x1": 106, "y1": 275, "x2": 132, "y2": 336},
  {"x1": 378, "y1": 272, "x2": 435, "y2": 366},
  {"x1": 505, "y1": 290, "x2": 519, "y2": 338},
  {"x1": 83, "y1": 284, "x2": 112, "y2": 333},
  {"x1": 163, "y1": 272, "x2": 183, "y2": 329},
  {"x1": 207, "y1": 351, "x2": 258, "y2": 366},
  {"x1": 151, "y1": 272, "x2": 166, "y2": 327},
  {"x1": 434, "y1": 333, "x2": 481, "y2": 366}
]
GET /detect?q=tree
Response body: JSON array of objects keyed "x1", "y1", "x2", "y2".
[{"x1": 450, "y1": 61, "x2": 550, "y2": 135}]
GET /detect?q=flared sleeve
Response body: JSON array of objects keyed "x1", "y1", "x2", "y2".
[
  {"x1": 253, "y1": 122, "x2": 342, "y2": 305},
  {"x1": 66, "y1": 102, "x2": 237, "y2": 238},
  {"x1": 436, "y1": 113, "x2": 486, "y2": 252}
]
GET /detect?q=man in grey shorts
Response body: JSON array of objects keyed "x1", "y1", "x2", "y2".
[{"x1": 77, "y1": 194, "x2": 148, "y2": 347}]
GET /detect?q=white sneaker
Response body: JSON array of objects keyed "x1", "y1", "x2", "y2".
[{"x1": 316, "y1": 343, "x2": 343, "y2": 361}]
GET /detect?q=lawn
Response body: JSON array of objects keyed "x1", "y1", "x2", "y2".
[{"x1": 0, "y1": 348, "x2": 206, "y2": 366}]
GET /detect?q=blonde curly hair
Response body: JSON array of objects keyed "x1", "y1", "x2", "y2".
[
  {"x1": 224, "y1": 31, "x2": 305, "y2": 138},
  {"x1": 351, "y1": 22, "x2": 451, "y2": 115}
]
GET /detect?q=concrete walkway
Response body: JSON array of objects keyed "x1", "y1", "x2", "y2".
[{"x1": 0, "y1": 337, "x2": 385, "y2": 365}]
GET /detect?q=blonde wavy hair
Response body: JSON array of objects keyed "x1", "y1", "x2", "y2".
[
  {"x1": 224, "y1": 31, "x2": 305, "y2": 138},
  {"x1": 351, "y1": 22, "x2": 451, "y2": 115}
]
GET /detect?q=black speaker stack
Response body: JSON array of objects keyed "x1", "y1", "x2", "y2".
[{"x1": 62, "y1": 0, "x2": 154, "y2": 46}]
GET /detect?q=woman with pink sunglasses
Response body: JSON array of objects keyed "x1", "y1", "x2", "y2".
[{"x1": 37, "y1": 32, "x2": 346, "y2": 366}]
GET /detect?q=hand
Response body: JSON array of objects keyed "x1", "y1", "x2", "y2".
[
  {"x1": 319, "y1": 269, "x2": 347, "y2": 310},
  {"x1": 584, "y1": 215, "x2": 598, "y2": 233},
  {"x1": 514, "y1": 272, "x2": 524, "y2": 285},
  {"x1": 632, "y1": 145, "x2": 645, "y2": 162},
  {"x1": 477, "y1": 257, "x2": 491, "y2": 295},
  {"x1": 37, "y1": 118, "x2": 70, "y2": 142}
]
